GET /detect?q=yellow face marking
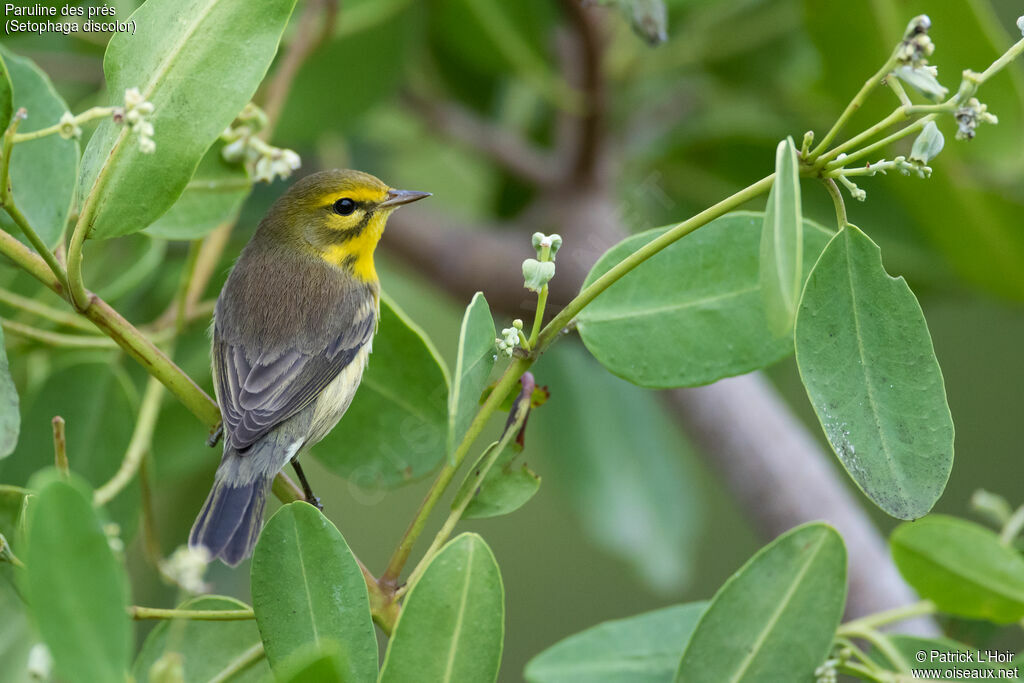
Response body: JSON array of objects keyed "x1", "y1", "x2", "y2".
[{"x1": 322, "y1": 210, "x2": 391, "y2": 282}]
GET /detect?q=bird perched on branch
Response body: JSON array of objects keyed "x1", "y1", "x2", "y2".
[{"x1": 190, "y1": 169, "x2": 430, "y2": 565}]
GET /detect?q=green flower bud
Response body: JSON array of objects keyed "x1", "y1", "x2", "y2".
[
  {"x1": 894, "y1": 65, "x2": 948, "y2": 100},
  {"x1": 910, "y1": 121, "x2": 944, "y2": 164},
  {"x1": 522, "y1": 258, "x2": 556, "y2": 293}
]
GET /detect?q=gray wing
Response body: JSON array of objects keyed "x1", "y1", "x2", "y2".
[{"x1": 214, "y1": 312, "x2": 375, "y2": 452}]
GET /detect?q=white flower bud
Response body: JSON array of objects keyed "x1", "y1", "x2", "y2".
[
  {"x1": 909, "y1": 121, "x2": 944, "y2": 165},
  {"x1": 58, "y1": 111, "x2": 81, "y2": 140},
  {"x1": 27, "y1": 643, "x2": 53, "y2": 681},
  {"x1": 159, "y1": 545, "x2": 211, "y2": 594}
]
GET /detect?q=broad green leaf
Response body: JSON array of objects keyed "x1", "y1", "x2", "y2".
[
  {"x1": 78, "y1": 0, "x2": 296, "y2": 238},
  {"x1": 890, "y1": 515, "x2": 1024, "y2": 623},
  {"x1": 759, "y1": 137, "x2": 802, "y2": 335},
  {"x1": 314, "y1": 297, "x2": 449, "y2": 489},
  {"x1": 868, "y1": 635, "x2": 1016, "y2": 673},
  {"x1": 251, "y1": 502, "x2": 377, "y2": 680},
  {"x1": 0, "y1": 362, "x2": 139, "y2": 534},
  {"x1": 675, "y1": 523, "x2": 846, "y2": 682},
  {"x1": 144, "y1": 141, "x2": 250, "y2": 240},
  {"x1": 24, "y1": 471, "x2": 131, "y2": 683},
  {"x1": 0, "y1": 47, "x2": 79, "y2": 249},
  {"x1": 0, "y1": 54, "x2": 11, "y2": 133},
  {"x1": 133, "y1": 596, "x2": 269, "y2": 683},
  {"x1": 273, "y1": 642, "x2": 349, "y2": 683},
  {"x1": 380, "y1": 533, "x2": 504, "y2": 683},
  {"x1": 532, "y1": 343, "x2": 701, "y2": 592},
  {"x1": 578, "y1": 213, "x2": 833, "y2": 388},
  {"x1": 525, "y1": 602, "x2": 708, "y2": 683},
  {"x1": 795, "y1": 225, "x2": 953, "y2": 519},
  {"x1": 0, "y1": 322, "x2": 19, "y2": 458},
  {"x1": 448, "y1": 292, "x2": 496, "y2": 463},
  {"x1": 458, "y1": 442, "x2": 541, "y2": 520}
]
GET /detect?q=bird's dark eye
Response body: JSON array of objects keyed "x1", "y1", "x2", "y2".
[{"x1": 332, "y1": 198, "x2": 357, "y2": 216}]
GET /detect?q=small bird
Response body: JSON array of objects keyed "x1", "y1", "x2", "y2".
[{"x1": 190, "y1": 169, "x2": 429, "y2": 565}]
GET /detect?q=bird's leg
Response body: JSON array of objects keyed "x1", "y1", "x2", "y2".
[
  {"x1": 290, "y1": 457, "x2": 323, "y2": 511},
  {"x1": 206, "y1": 424, "x2": 223, "y2": 447}
]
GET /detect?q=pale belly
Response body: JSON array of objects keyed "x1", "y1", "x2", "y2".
[{"x1": 304, "y1": 344, "x2": 371, "y2": 447}]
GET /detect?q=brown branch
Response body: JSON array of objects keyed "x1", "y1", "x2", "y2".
[
  {"x1": 401, "y1": 91, "x2": 561, "y2": 186},
  {"x1": 260, "y1": 0, "x2": 339, "y2": 139},
  {"x1": 557, "y1": 0, "x2": 606, "y2": 183}
]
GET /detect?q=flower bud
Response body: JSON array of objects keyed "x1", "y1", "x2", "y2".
[
  {"x1": 909, "y1": 121, "x2": 944, "y2": 164},
  {"x1": 522, "y1": 258, "x2": 556, "y2": 293}
]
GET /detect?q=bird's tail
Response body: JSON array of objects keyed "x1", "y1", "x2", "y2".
[{"x1": 189, "y1": 448, "x2": 272, "y2": 566}]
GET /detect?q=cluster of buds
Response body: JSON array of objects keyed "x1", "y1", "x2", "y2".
[
  {"x1": 116, "y1": 87, "x2": 156, "y2": 154},
  {"x1": 104, "y1": 522, "x2": 124, "y2": 555},
  {"x1": 897, "y1": 15, "x2": 934, "y2": 67},
  {"x1": 893, "y1": 15, "x2": 948, "y2": 100},
  {"x1": 221, "y1": 103, "x2": 301, "y2": 183},
  {"x1": 158, "y1": 544, "x2": 211, "y2": 594},
  {"x1": 954, "y1": 97, "x2": 998, "y2": 140},
  {"x1": 522, "y1": 232, "x2": 562, "y2": 293},
  {"x1": 496, "y1": 319, "x2": 524, "y2": 357},
  {"x1": 814, "y1": 646, "x2": 852, "y2": 683}
]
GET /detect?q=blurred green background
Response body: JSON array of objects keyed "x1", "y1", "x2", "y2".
[{"x1": 2, "y1": 0, "x2": 1023, "y2": 679}]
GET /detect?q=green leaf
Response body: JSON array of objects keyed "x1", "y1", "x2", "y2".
[
  {"x1": 24, "y1": 471, "x2": 131, "y2": 683},
  {"x1": 133, "y1": 596, "x2": 269, "y2": 682},
  {"x1": 0, "y1": 53, "x2": 11, "y2": 134},
  {"x1": 0, "y1": 323, "x2": 20, "y2": 458},
  {"x1": 524, "y1": 602, "x2": 707, "y2": 683},
  {"x1": 890, "y1": 515, "x2": 1024, "y2": 623},
  {"x1": 0, "y1": 47, "x2": 79, "y2": 249},
  {"x1": 0, "y1": 362, "x2": 139, "y2": 534},
  {"x1": 759, "y1": 137, "x2": 803, "y2": 335},
  {"x1": 868, "y1": 635, "x2": 1017, "y2": 673},
  {"x1": 795, "y1": 225, "x2": 953, "y2": 520},
  {"x1": 458, "y1": 442, "x2": 541, "y2": 520},
  {"x1": 531, "y1": 343, "x2": 701, "y2": 592},
  {"x1": 313, "y1": 297, "x2": 449, "y2": 489},
  {"x1": 144, "y1": 141, "x2": 251, "y2": 240},
  {"x1": 379, "y1": 533, "x2": 504, "y2": 683},
  {"x1": 0, "y1": 484, "x2": 28, "y2": 541},
  {"x1": 78, "y1": 0, "x2": 296, "y2": 238},
  {"x1": 273, "y1": 642, "x2": 349, "y2": 683},
  {"x1": 577, "y1": 213, "x2": 833, "y2": 388},
  {"x1": 675, "y1": 523, "x2": 846, "y2": 683},
  {"x1": 448, "y1": 292, "x2": 496, "y2": 462},
  {"x1": 250, "y1": 502, "x2": 377, "y2": 680}
]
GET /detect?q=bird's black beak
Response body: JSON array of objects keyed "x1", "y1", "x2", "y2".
[{"x1": 379, "y1": 189, "x2": 431, "y2": 208}]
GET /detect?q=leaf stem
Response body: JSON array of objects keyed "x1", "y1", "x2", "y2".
[
  {"x1": 838, "y1": 599, "x2": 936, "y2": 634},
  {"x1": 999, "y1": 505, "x2": 1024, "y2": 546},
  {"x1": 10, "y1": 106, "x2": 115, "y2": 144},
  {"x1": 95, "y1": 375, "x2": 164, "y2": 506},
  {"x1": 823, "y1": 116, "x2": 934, "y2": 172},
  {"x1": 822, "y1": 178, "x2": 848, "y2": 229},
  {"x1": 52, "y1": 416, "x2": 68, "y2": 476},
  {"x1": 536, "y1": 173, "x2": 776, "y2": 351},
  {"x1": 129, "y1": 605, "x2": 255, "y2": 620},
  {"x1": 208, "y1": 643, "x2": 266, "y2": 683},
  {"x1": 0, "y1": 288, "x2": 98, "y2": 332},
  {"x1": 401, "y1": 384, "x2": 532, "y2": 596},
  {"x1": 1, "y1": 318, "x2": 118, "y2": 348},
  {"x1": 379, "y1": 356, "x2": 532, "y2": 590}
]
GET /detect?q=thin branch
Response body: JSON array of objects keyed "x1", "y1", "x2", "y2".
[
  {"x1": 0, "y1": 288, "x2": 99, "y2": 333},
  {"x1": 558, "y1": 0, "x2": 606, "y2": 182},
  {"x1": 260, "y1": 0, "x2": 338, "y2": 139},
  {"x1": 2, "y1": 318, "x2": 118, "y2": 349},
  {"x1": 52, "y1": 417, "x2": 68, "y2": 476},
  {"x1": 401, "y1": 91, "x2": 561, "y2": 186},
  {"x1": 95, "y1": 375, "x2": 164, "y2": 506},
  {"x1": 208, "y1": 643, "x2": 266, "y2": 683},
  {"x1": 130, "y1": 606, "x2": 255, "y2": 620}
]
